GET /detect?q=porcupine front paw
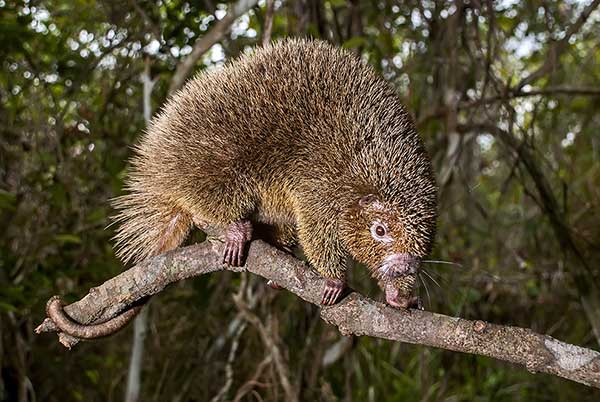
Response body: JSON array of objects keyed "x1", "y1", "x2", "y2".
[
  {"x1": 408, "y1": 296, "x2": 423, "y2": 310},
  {"x1": 321, "y1": 278, "x2": 346, "y2": 306},
  {"x1": 223, "y1": 219, "x2": 253, "y2": 267},
  {"x1": 389, "y1": 295, "x2": 423, "y2": 309}
]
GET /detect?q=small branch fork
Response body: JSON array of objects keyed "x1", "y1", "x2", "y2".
[{"x1": 35, "y1": 238, "x2": 600, "y2": 389}]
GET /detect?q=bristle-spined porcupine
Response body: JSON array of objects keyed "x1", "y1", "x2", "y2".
[{"x1": 112, "y1": 38, "x2": 437, "y2": 308}]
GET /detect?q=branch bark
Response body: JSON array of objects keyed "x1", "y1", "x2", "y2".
[{"x1": 35, "y1": 236, "x2": 600, "y2": 389}]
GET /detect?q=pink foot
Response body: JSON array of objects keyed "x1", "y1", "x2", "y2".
[
  {"x1": 321, "y1": 279, "x2": 345, "y2": 306},
  {"x1": 386, "y1": 292, "x2": 422, "y2": 310},
  {"x1": 384, "y1": 283, "x2": 422, "y2": 309},
  {"x1": 223, "y1": 219, "x2": 253, "y2": 267}
]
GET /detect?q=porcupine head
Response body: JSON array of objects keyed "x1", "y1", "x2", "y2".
[{"x1": 337, "y1": 139, "x2": 437, "y2": 308}]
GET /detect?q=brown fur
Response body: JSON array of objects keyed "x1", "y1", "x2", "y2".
[{"x1": 112, "y1": 38, "x2": 437, "y2": 296}]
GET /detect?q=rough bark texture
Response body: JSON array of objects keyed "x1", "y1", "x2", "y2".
[{"x1": 36, "y1": 237, "x2": 600, "y2": 389}]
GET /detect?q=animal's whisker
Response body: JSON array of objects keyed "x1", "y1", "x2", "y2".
[
  {"x1": 422, "y1": 260, "x2": 463, "y2": 268},
  {"x1": 371, "y1": 264, "x2": 390, "y2": 282},
  {"x1": 420, "y1": 268, "x2": 441, "y2": 289},
  {"x1": 420, "y1": 268, "x2": 466, "y2": 307},
  {"x1": 418, "y1": 273, "x2": 432, "y2": 307},
  {"x1": 423, "y1": 269, "x2": 452, "y2": 288}
]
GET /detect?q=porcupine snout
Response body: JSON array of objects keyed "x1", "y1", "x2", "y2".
[{"x1": 379, "y1": 253, "x2": 421, "y2": 278}]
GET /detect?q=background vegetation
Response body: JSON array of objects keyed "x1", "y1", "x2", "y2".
[{"x1": 1, "y1": 0, "x2": 599, "y2": 401}]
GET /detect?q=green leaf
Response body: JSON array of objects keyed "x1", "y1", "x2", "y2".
[
  {"x1": 343, "y1": 36, "x2": 368, "y2": 50},
  {"x1": 329, "y1": 0, "x2": 346, "y2": 7},
  {"x1": 54, "y1": 234, "x2": 82, "y2": 244},
  {"x1": 85, "y1": 370, "x2": 100, "y2": 384},
  {"x1": 466, "y1": 288, "x2": 481, "y2": 303},
  {"x1": 0, "y1": 190, "x2": 17, "y2": 211},
  {"x1": 0, "y1": 301, "x2": 17, "y2": 313},
  {"x1": 86, "y1": 207, "x2": 106, "y2": 223}
]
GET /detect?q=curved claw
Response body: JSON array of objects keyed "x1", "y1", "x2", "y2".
[
  {"x1": 408, "y1": 296, "x2": 423, "y2": 310},
  {"x1": 222, "y1": 244, "x2": 229, "y2": 265},
  {"x1": 267, "y1": 280, "x2": 283, "y2": 290},
  {"x1": 233, "y1": 241, "x2": 241, "y2": 266},
  {"x1": 223, "y1": 240, "x2": 242, "y2": 266},
  {"x1": 320, "y1": 279, "x2": 345, "y2": 306},
  {"x1": 222, "y1": 219, "x2": 252, "y2": 267}
]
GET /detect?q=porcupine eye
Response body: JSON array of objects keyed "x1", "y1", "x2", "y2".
[{"x1": 370, "y1": 222, "x2": 390, "y2": 242}]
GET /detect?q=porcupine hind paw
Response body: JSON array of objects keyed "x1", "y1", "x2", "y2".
[
  {"x1": 321, "y1": 278, "x2": 346, "y2": 306},
  {"x1": 223, "y1": 219, "x2": 253, "y2": 267}
]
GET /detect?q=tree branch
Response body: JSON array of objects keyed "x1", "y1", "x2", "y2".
[
  {"x1": 417, "y1": 86, "x2": 600, "y2": 128},
  {"x1": 516, "y1": 0, "x2": 600, "y2": 90},
  {"x1": 129, "y1": 0, "x2": 161, "y2": 40},
  {"x1": 261, "y1": 0, "x2": 275, "y2": 47},
  {"x1": 35, "y1": 236, "x2": 600, "y2": 389},
  {"x1": 168, "y1": 0, "x2": 259, "y2": 94}
]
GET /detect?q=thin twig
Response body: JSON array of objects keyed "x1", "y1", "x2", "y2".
[
  {"x1": 209, "y1": 320, "x2": 247, "y2": 402},
  {"x1": 516, "y1": 0, "x2": 600, "y2": 90},
  {"x1": 233, "y1": 355, "x2": 272, "y2": 402},
  {"x1": 261, "y1": 0, "x2": 275, "y2": 46},
  {"x1": 169, "y1": 0, "x2": 259, "y2": 94},
  {"x1": 233, "y1": 292, "x2": 298, "y2": 402}
]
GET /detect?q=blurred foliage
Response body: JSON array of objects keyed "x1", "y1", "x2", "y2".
[{"x1": 1, "y1": 0, "x2": 599, "y2": 401}]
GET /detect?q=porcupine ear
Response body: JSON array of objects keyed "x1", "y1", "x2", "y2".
[
  {"x1": 358, "y1": 194, "x2": 384, "y2": 210},
  {"x1": 358, "y1": 194, "x2": 377, "y2": 207}
]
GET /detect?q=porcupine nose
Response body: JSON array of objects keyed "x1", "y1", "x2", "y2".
[{"x1": 381, "y1": 253, "x2": 421, "y2": 278}]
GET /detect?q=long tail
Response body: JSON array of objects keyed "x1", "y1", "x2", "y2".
[
  {"x1": 44, "y1": 190, "x2": 193, "y2": 341},
  {"x1": 111, "y1": 190, "x2": 193, "y2": 265}
]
